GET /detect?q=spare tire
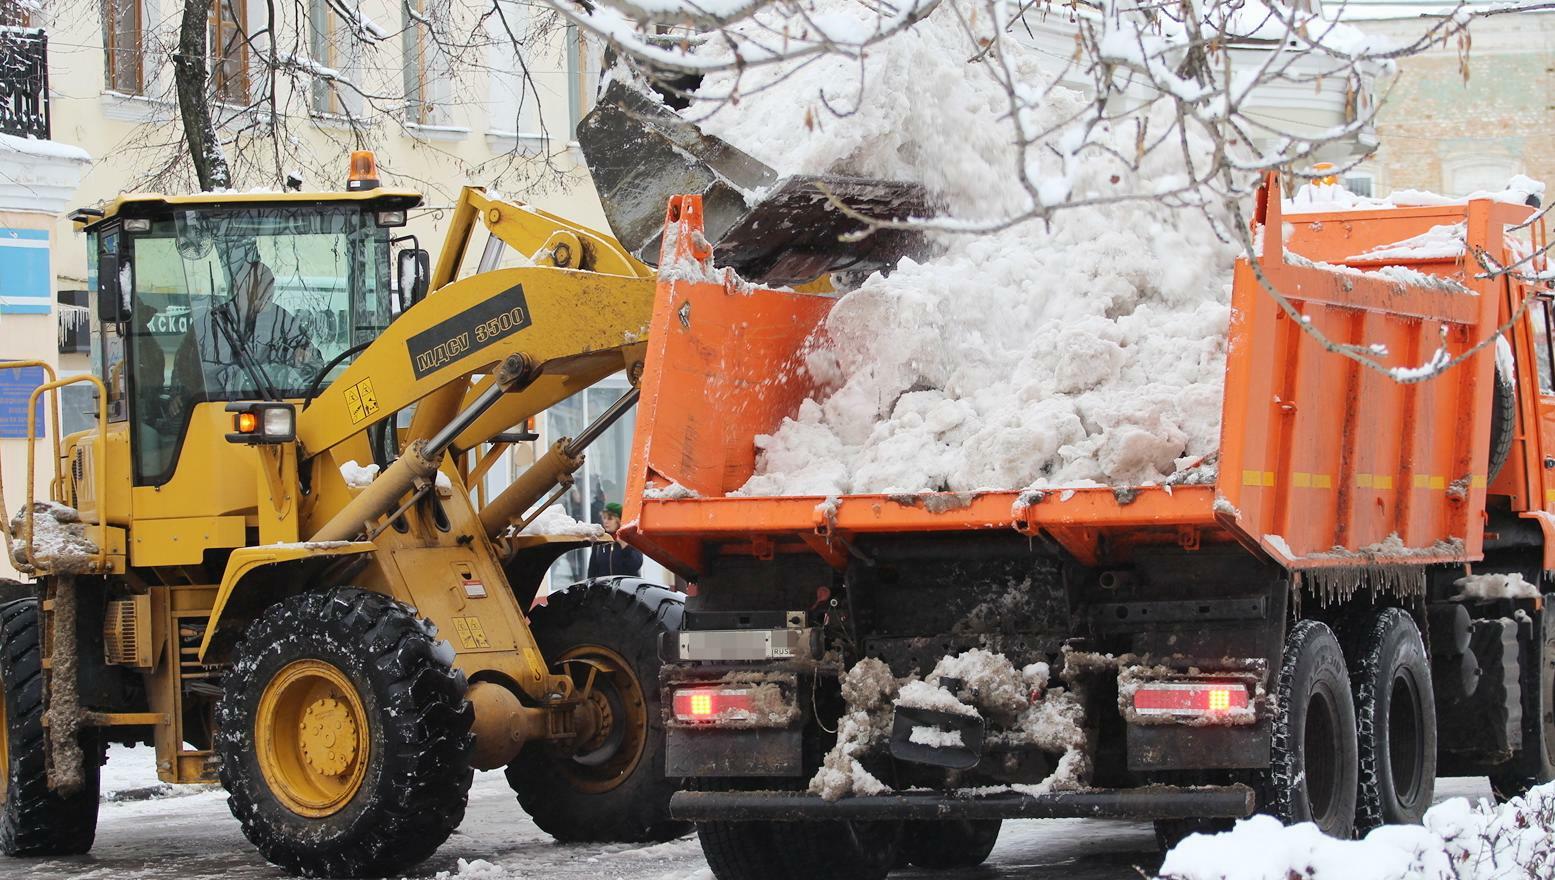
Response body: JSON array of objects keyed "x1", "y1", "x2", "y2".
[{"x1": 1488, "y1": 357, "x2": 1515, "y2": 484}]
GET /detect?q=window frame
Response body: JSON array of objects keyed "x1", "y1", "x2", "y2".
[
  {"x1": 209, "y1": 0, "x2": 250, "y2": 106},
  {"x1": 103, "y1": 0, "x2": 145, "y2": 96}
]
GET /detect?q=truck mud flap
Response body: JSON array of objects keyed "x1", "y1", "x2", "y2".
[{"x1": 669, "y1": 784, "x2": 1256, "y2": 822}]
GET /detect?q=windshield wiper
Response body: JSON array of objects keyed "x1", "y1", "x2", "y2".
[{"x1": 212, "y1": 298, "x2": 282, "y2": 402}]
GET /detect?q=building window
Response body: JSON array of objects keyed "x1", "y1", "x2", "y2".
[
  {"x1": 486, "y1": 0, "x2": 543, "y2": 139},
  {"x1": 104, "y1": 0, "x2": 143, "y2": 95},
  {"x1": 402, "y1": 0, "x2": 451, "y2": 126},
  {"x1": 311, "y1": 0, "x2": 360, "y2": 117},
  {"x1": 1342, "y1": 173, "x2": 1374, "y2": 199},
  {"x1": 565, "y1": 25, "x2": 601, "y2": 134},
  {"x1": 210, "y1": 0, "x2": 248, "y2": 105},
  {"x1": 0, "y1": 0, "x2": 30, "y2": 26},
  {"x1": 1444, "y1": 156, "x2": 1519, "y2": 199}
]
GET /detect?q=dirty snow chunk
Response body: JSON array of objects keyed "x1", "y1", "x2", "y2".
[
  {"x1": 10, "y1": 501, "x2": 98, "y2": 571},
  {"x1": 896, "y1": 680, "x2": 979, "y2": 718},
  {"x1": 810, "y1": 658, "x2": 899, "y2": 800},
  {"x1": 695, "y1": 0, "x2": 1239, "y2": 495},
  {"x1": 1156, "y1": 781, "x2": 1555, "y2": 879},
  {"x1": 643, "y1": 481, "x2": 701, "y2": 500},
  {"x1": 338, "y1": 459, "x2": 379, "y2": 488},
  {"x1": 1454, "y1": 571, "x2": 1541, "y2": 601},
  {"x1": 518, "y1": 506, "x2": 608, "y2": 538},
  {"x1": 434, "y1": 859, "x2": 512, "y2": 880},
  {"x1": 908, "y1": 726, "x2": 965, "y2": 748}
]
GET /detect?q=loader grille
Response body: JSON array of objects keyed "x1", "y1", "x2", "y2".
[{"x1": 104, "y1": 595, "x2": 152, "y2": 668}]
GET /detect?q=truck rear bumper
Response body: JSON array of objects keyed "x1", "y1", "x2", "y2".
[{"x1": 669, "y1": 784, "x2": 1256, "y2": 822}]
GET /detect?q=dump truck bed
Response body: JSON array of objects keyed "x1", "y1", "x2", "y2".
[{"x1": 623, "y1": 191, "x2": 1536, "y2": 579}]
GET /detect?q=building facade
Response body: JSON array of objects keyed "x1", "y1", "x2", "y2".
[
  {"x1": 1353, "y1": 12, "x2": 1554, "y2": 197},
  {"x1": 0, "y1": 0, "x2": 615, "y2": 579}
]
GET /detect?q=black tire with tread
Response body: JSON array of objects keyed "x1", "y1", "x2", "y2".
[
  {"x1": 1260, "y1": 619, "x2": 1359, "y2": 839},
  {"x1": 0, "y1": 598, "x2": 100, "y2": 856},
  {"x1": 506, "y1": 577, "x2": 688, "y2": 843},
  {"x1": 701, "y1": 820, "x2": 900, "y2": 880},
  {"x1": 214, "y1": 588, "x2": 474, "y2": 878},
  {"x1": 901, "y1": 819, "x2": 1001, "y2": 868},
  {"x1": 1350, "y1": 608, "x2": 1435, "y2": 831},
  {"x1": 1489, "y1": 591, "x2": 1555, "y2": 801},
  {"x1": 1488, "y1": 364, "x2": 1515, "y2": 484}
]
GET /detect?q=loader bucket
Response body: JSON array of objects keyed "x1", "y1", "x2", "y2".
[{"x1": 578, "y1": 79, "x2": 932, "y2": 285}]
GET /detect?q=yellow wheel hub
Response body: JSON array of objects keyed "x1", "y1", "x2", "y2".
[
  {"x1": 556, "y1": 645, "x2": 648, "y2": 795},
  {"x1": 255, "y1": 660, "x2": 369, "y2": 818}
]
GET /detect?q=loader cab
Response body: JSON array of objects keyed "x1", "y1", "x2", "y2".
[{"x1": 73, "y1": 188, "x2": 420, "y2": 486}]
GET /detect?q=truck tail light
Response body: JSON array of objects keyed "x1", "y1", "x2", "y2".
[
  {"x1": 1132, "y1": 681, "x2": 1250, "y2": 718},
  {"x1": 673, "y1": 686, "x2": 755, "y2": 724}
]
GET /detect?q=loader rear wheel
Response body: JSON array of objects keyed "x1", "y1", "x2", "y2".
[
  {"x1": 215, "y1": 588, "x2": 474, "y2": 878},
  {"x1": 1260, "y1": 619, "x2": 1358, "y2": 839},
  {"x1": 901, "y1": 819, "x2": 1002, "y2": 867},
  {"x1": 507, "y1": 578, "x2": 688, "y2": 843},
  {"x1": 0, "y1": 598, "x2": 100, "y2": 856},
  {"x1": 1351, "y1": 609, "x2": 1435, "y2": 831}
]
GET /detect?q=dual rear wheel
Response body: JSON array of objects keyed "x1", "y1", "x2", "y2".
[{"x1": 1256, "y1": 612, "x2": 1434, "y2": 842}]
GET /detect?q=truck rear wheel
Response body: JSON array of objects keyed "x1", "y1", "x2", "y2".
[
  {"x1": 1261, "y1": 619, "x2": 1358, "y2": 838},
  {"x1": 900, "y1": 819, "x2": 1001, "y2": 867},
  {"x1": 1351, "y1": 609, "x2": 1435, "y2": 830},
  {"x1": 701, "y1": 820, "x2": 899, "y2": 880},
  {"x1": 215, "y1": 588, "x2": 474, "y2": 878},
  {"x1": 0, "y1": 598, "x2": 100, "y2": 856},
  {"x1": 507, "y1": 578, "x2": 688, "y2": 843},
  {"x1": 1489, "y1": 591, "x2": 1555, "y2": 800}
]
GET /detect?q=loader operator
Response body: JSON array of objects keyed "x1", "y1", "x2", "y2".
[
  {"x1": 173, "y1": 259, "x2": 323, "y2": 401},
  {"x1": 589, "y1": 502, "x2": 644, "y2": 577}
]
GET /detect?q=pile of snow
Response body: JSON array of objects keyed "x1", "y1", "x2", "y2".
[
  {"x1": 10, "y1": 501, "x2": 97, "y2": 572},
  {"x1": 685, "y1": 0, "x2": 1240, "y2": 495},
  {"x1": 1287, "y1": 176, "x2": 1546, "y2": 214},
  {"x1": 1453, "y1": 571, "x2": 1542, "y2": 601},
  {"x1": 1157, "y1": 782, "x2": 1555, "y2": 879},
  {"x1": 809, "y1": 649, "x2": 1086, "y2": 800},
  {"x1": 517, "y1": 506, "x2": 608, "y2": 538}
]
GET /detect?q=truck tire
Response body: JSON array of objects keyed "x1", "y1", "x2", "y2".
[
  {"x1": 0, "y1": 598, "x2": 100, "y2": 856},
  {"x1": 1488, "y1": 361, "x2": 1515, "y2": 484},
  {"x1": 215, "y1": 588, "x2": 474, "y2": 878},
  {"x1": 700, "y1": 820, "x2": 900, "y2": 880},
  {"x1": 507, "y1": 578, "x2": 688, "y2": 843},
  {"x1": 900, "y1": 819, "x2": 1001, "y2": 867},
  {"x1": 699, "y1": 822, "x2": 788, "y2": 880},
  {"x1": 1489, "y1": 592, "x2": 1555, "y2": 800},
  {"x1": 1351, "y1": 609, "x2": 1435, "y2": 830},
  {"x1": 1261, "y1": 619, "x2": 1358, "y2": 839}
]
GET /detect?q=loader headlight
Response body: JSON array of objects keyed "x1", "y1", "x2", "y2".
[{"x1": 226, "y1": 402, "x2": 296, "y2": 444}]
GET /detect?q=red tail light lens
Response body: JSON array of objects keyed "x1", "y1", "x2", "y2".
[
  {"x1": 672, "y1": 687, "x2": 756, "y2": 723},
  {"x1": 1133, "y1": 681, "x2": 1250, "y2": 717}
]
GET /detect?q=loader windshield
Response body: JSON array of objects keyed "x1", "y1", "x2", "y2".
[{"x1": 126, "y1": 205, "x2": 392, "y2": 483}]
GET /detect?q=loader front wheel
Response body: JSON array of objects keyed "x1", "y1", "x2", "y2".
[
  {"x1": 216, "y1": 588, "x2": 474, "y2": 878},
  {"x1": 0, "y1": 598, "x2": 100, "y2": 856},
  {"x1": 507, "y1": 578, "x2": 688, "y2": 843}
]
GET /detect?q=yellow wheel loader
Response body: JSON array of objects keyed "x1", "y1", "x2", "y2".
[{"x1": 0, "y1": 155, "x2": 685, "y2": 877}]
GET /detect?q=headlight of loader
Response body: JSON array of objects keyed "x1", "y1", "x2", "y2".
[{"x1": 226, "y1": 402, "x2": 297, "y2": 444}]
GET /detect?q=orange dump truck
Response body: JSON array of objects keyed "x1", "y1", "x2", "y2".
[{"x1": 621, "y1": 180, "x2": 1555, "y2": 879}]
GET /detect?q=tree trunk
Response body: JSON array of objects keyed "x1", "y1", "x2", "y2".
[{"x1": 174, "y1": 0, "x2": 231, "y2": 191}]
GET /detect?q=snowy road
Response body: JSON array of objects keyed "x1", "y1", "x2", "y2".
[{"x1": 15, "y1": 748, "x2": 1492, "y2": 880}]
